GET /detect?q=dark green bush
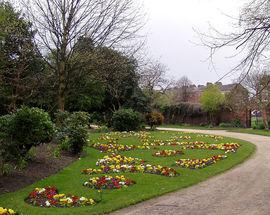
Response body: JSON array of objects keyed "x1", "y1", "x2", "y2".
[
  {"x1": 0, "y1": 107, "x2": 54, "y2": 175},
  {"x1": 219, "y1": 122, "x2": 232, "y2": 128},
  {"x1": 11, "y1": 107, "x2": 54, "y2": 156},
  {"x1": 1, "y1": 107, "x2": 54, "y2": 160},
  {"x1": 145, "y1": 111, "x2": 164, "y2": 129},
  {"x1": 89, "y1": 112, "x2": 105, "y2": 125},
  {"x1": 232, "y1": 119, "x2": 243, "y2": 128},
  {"x1": 112, "y1": 109, "x2": 141, "y2": 131},
  {"x1": 56, "y1": 111, "x2": 89, "y2": 155},
  {"x1": 0, "y1": 114, "x2": 13, "y2": 139}
]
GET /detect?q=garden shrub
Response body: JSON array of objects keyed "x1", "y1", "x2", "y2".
[
  {"x1": 232, "y1": 119, "x2": 243, "y2": 128},
  {"x1": 56, "y1": 111, "x2": 89, "y2": 155},
  {"x1": 219, "y1": 122, "x2": 232, "y2": 128},
  {"x1": 259, "y1": 124, "x2": 265, "y2": 130},
  {"x1": 145, "y1": 111, "x2": 164, "y2": 130},
  {"x1": 89, "y1": 112, "x2": 105, "y2": 125},
  {"x1": 112, "y1": 109, "x2": 141, "y2": 131},
  {"x1": 10, "y1": 107, "x2": 54, "y2": 157},
  {"x1": 0, "y1": 107, "x2": 54, "y2": 175}
]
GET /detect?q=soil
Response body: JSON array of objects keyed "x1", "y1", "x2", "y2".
[
  {"x1": 0, "y1": 144, "x2": 77, "y2": 195},
  {"x1": 112, "y1": 128, "x2": 270, "y2": 215}
]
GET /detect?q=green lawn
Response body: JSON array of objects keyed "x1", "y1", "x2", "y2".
[
  {"x1": 160, "y1": 124, "x2": 270, "y2": 137},
  {"x1": 0, "y1": 131, "x2": 255, "y2": 215},
  {"x1": 159, "y1": 124, "x2": 225, "y2": 130},
  {"x1": 227, "y1": 128, "x2": 270, "y2": 136}
]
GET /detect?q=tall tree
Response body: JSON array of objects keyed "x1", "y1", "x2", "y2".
[
  {"x1": 240, "y1": 70, "x2": 270, "y2": 129},
  {"x1": 200, "y1": 84, "x2": 225, "y2": 125},
  {"x1": 96, "y1": 47, "x2": 139, "y2": 111},
  {"x1": 174, "y1": 76, "x2": 193, "y2": 103},
  {"x1": 22, "y1": 0, "x2": 145, "y2": 110},
  {"x1": 139, "y1": 60, "x2": 173, "y2": 108},
  {"x1": 0, "y1": 2, "x2": 43, "y2": 113},
  {"x1": 65, "y1": 37, "x2": 141, "y2": 112},
  {"x1": 200, "y1": 0, "x2": 270, "y2": 80}
]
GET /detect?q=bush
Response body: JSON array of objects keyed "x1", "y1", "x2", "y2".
[
  {"x1": 56, "y1": 111, "x2": 89, "y2": 155},
  {"x1": 0, "y1": 107, "x2": 54, "y2": 175},
  {"x1": 112, "y1": 109, "x2": 141, "y2": 131},
  {"x1": 89, "y1": 112, "x2": 105, "y2": 125},
  {"x1": 1, "y1": 107, "x2": 54, "y2": 160},
  {"x1": 259, "y1": 124, "x2": 265, "y2": 130},
  {"x1": 232, "y1": 119, "x2": 243, "y2": 128},
  {"x1": 219, "y1": 122, "x2": 232, "y2": 128},
  {"x1": 145, "y1": 111, "x2": 164, "y2": 129}
]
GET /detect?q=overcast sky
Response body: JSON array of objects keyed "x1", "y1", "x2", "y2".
[{"x1": 143, "y1": 0, "x2": 248, "y2": 85}]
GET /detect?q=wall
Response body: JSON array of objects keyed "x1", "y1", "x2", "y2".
[{"x1": 163, "y1": 105, "x2": 251, "y2": 128}]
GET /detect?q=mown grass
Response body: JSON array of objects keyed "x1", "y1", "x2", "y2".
[
  {"x1": 227, "y1": 128, "x2": 270, "y2": 136},
  {"x1": 160, "y1": 124, "x2": 270, "y2": 137},
  {"x1": 0, "y1": 131, "x2": 255, "y2": 215},
  {"x1": 159, "y1": 124, "x2": 224, "y2": 130}
]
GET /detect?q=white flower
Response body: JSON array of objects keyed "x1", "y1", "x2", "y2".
[
  {"x1": 45, "y1": 201, "x2": 51, "y2": 207},
  {"x1": 80, "y1": 197, "x2": 86, "y2": 201},
  {"x1": 67, "y1": 197, "x2": 73, "y2": 203},
  {"x1": 38, "y1": 188, "x2": 46, "y2": 194}
]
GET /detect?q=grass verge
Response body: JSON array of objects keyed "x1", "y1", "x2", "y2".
[{"x1": 160, "y1": 124, "x2": 270, "y2": 137}]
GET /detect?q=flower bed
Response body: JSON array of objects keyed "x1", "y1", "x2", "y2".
[
  {"x1": 148, "y1": 140, "x2": 206, "y2": 147},
  {"x1": 83, "y1": 175, "x2": 136, "y2": 189},
  {"x1": 197, "y1": 134, "x2": 224, "y2": 140},
  {"x1": 0, "y1": 207, "x2": 17, "y2": 215},
  {"x1": 82, "y1": 164, "x2": 179, "y2": 177},
  {"x1": 25, "y1": 187, "x2": 96, "y2": 208},
  {"x1": 183, "y1": 143, "x2": 240, "y2": 153},
  {"x1": 175, "y1": 154, "x2": 227, "y2": 169},
  {"x1": 91, "y1": 143, "x2": 149, "y2": 152},
  {"x1": 83, "y1": 153, "x2": 179, "y2": 177},
  {"x1": 96, "y1": 154, "x2": 145, "y2": 166},
  {"x1": 99, "y1": 131, "x2": 151, "y2": 140},
  {"x1": 153, "y1": 150, "x2": 184, "y2": 157}
]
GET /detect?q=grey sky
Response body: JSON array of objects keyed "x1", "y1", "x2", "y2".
[{"x1": 143, "y1": 0, "x2": 248, "y2": 85}]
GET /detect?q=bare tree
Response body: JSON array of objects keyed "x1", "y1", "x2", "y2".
[
  {"x1": 139, "y1": 60, "x2": 173, "y2": 108},
  {"x1": 240, "y1": 69, "x2": 270, "y2": 128},
  {"x1": 21, "y1": 0, "x2": 145, "y2": 110},
  {"x1": 199, "y1": 0, "x2": 270, "y2": 81},
  {"x1": 139, "y1": 61, "x2": 172, "y2": 92},
  {"x1": 173, "y1": 76, "x2": 193, "y2": 103}
]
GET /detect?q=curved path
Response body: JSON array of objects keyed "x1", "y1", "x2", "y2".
[{"x1": 111, "y1": 128, "x2": 270, "y2": 215}]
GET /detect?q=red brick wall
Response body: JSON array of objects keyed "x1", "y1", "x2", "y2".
[{"x1": 163, "y1": 107, "x2": 251, "y2": 128}]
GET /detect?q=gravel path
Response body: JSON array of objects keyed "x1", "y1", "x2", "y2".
[{"x1": 111, "y1": 128, "x2": 270, "y2": 215}]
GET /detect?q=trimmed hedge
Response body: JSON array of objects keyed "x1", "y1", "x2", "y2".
[{"x1": 112, "y1": 108, "x2": 141, "y2": 131}]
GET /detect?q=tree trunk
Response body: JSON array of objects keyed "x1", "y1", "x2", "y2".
[
  {"x1": 262, "y1": 108, "x2": 269, "y2": 129},
  {"x1": 58, "y1": 61, "x2": 66, "y2": 111}
]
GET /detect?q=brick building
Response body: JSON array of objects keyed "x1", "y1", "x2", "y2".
[{"x1": 187, "y1": 82, "x2": 237, "y2": 104}]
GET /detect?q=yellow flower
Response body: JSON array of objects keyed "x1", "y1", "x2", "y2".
[
  {"x1": 0, "y1": 207, "x2": 7, "y2": 214},
  {"x1": 8, "y1": 209, "x2": 15, "y2": 215}
]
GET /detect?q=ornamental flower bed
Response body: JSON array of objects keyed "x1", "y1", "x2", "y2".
[
  {"x1": 149, "y1": 140, "x2": 206, "y2": 147},
  {"x1": 96, "y1": 154, "x2": 145, "y2": 166},
  {"x1": 91, "y1": 143, "x2": 150, "y2": 152},
  {"x1": 197, "y1": 134, "x2": 224, "y2": 140},
  {"x1": 0, "y1": 207, "x2": 17, "y2": 215},
  {"x1": 175, "y1": 154, "x2": 227, "y2": 169},
  {"x1": 183, "y1": 143, "x2": 240, "y2": 153},
  {"x1": 83, "y1": 175, "x2": 136, "y2": 190},
  {"x1": 98, "y1": 131, "x2": 152, "y2": 144},
  {"x1": 25, "y1": 187, "x2": 96, "y2": 208},
  {"x1": 82, "y1": 164, "x2": 179, "y2": 177},
  {"x1": 153, "y1": 150, "x2": 184, "y2": 157},
  {"x1": 83, "y1": 153, "x2": 179, "y2": 177}
]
